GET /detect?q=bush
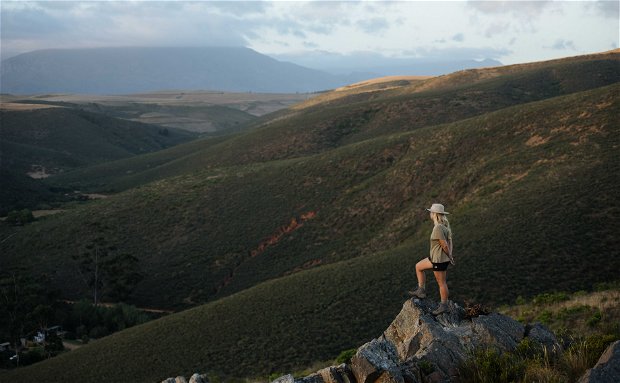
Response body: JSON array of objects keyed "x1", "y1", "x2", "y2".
[
  {"x1": 532, "y1": 292, "x2": 570, "y2": 306},
  {"x1": 5, "y1": 209, "x2": 35, "y2": 226},
  {"x1": 459, "y1": 348, "x2": 526, "y2": 383},
  {"x1": 19, "y1": 348, "x2": 44, "y2": 366},
  {"x1": 418, "y1": 359, "x2": 434, "y2": 375},
  {"x1": 89, "y1": 325, "x2": 109, "y2": 339},
  {"x1": 586, "y1": 310, "x2": 602, "y2": 327},
  {"x1": 335, "y1": 348, "x2": 357, "y2": 364}
]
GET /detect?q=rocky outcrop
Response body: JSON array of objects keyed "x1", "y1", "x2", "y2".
[
  {"x1": 578, "y1": 340, "x2": 620, "y2": 383},
  {"x1": 161, "y1": 373, "x2": 209, "y2": 383},
  {"x1": 273, "y1": 298, "x2": 559, "y2": 383}
]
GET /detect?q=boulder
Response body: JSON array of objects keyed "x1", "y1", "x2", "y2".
[
  {"x1": 318, "y1": 364, "x2": 356, "y2": 383},
  {"x1": 271, "y1": 298, "x2": 550, "y2": 383},
  {"x1": 350, "y1": 338, "x2": 403, "y2": 383},
  {"x1": 272, "y1": 374, "x2": 295, "y2": 383},
  {"x1": 469, "y1": 313, "x2": 524, "y2": 351},
  {"x1": 161, "y1": 378, "x2": 187, "y2": 383},
  {"x1": 525, "y1": 322, "x2": 562, "y2": 353},
  {"x1": 578, "y1": 340, "x2": 620, "y2": 383},
  {"x1": 189, "y1": 373, "x2": 210, "y2": 383}
]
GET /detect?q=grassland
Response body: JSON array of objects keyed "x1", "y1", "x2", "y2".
[
  {"x1": 43, "y1": 50, "x2": 620, "y2": 195},
  {"x1": 0, "y1": 51, "x2": 618, "y2": 382},
  {"x1": 0, "y1": 107, "x2": 196, "y2": 214},
  {"x1": 2, "y1": 82, "x2": 618, "y2": 310}
]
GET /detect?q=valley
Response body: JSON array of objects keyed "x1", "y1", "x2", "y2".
[{"x1": 0, "y1": 50, "x2": 619, "y2": 382}]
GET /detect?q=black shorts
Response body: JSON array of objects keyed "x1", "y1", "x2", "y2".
[{"x1": 429, "y1": 257, "x2": 450, "y2": 271}]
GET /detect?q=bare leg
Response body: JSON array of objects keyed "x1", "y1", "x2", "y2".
[
  {"x1": 416, "y1": 258, "x2": 433, "y2": 287},
  {"x1": 433, "y1": 270, "x2": 449, "y2": 303}
]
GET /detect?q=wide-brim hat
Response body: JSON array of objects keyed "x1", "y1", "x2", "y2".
[{"x1": 426, "y1": 203, "x2": 450, "y2": 215}]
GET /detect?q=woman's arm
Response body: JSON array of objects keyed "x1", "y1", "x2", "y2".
[
  {"x1": 439, "y1": 239, "x2": 451, "y2": 257},
  {"x1": 440, "y1": 239, "x2": 455, "y2": 264}
]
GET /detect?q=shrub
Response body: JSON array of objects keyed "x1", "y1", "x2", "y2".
[
  {"x1": 464, "y1": 301, "x2": 491, "y2": 319},
  {"x1": 532, "y1": 292, "x2": 570, "y2": 306},
  {"x1": 418, "y1": 359, "x2": 434, "y2": 375},
  {"x1": 335, "y1": 348, "x2": 357, "y2": 364},
  {"x1": 515, "y1": 296, "x2": 527, "y2": 305},
  {"x1": 586, "y1": 310, "x2": 602, "y2": 327},
  {"x1": 537, "y1": 310, "x2": 553, "y2": 325},
  {"x1": 5, "y1": 209, "x2": 35, "y2": 226},
  {"x1": 459, "y1": 348, "x2": 526, "y2": 383}
]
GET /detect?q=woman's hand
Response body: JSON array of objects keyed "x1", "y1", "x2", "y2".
[{"x1": 439, "y1": 239, "x2": 455, "y2": 265}]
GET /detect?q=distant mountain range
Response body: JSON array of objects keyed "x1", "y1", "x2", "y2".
[{"x1": 0, "y1": 47, "x2": 500, "y2": 95}]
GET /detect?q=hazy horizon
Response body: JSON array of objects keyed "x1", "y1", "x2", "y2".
[{"x1": 1, "y1": 0, "x2": 618, "y2": 73}]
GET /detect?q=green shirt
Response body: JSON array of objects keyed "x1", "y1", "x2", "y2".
[{"x1": 429, "y1": 223, "x2": 452, "y2": 263}]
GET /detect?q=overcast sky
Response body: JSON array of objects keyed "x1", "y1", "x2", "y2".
[{"x1": 1, "y1": 0, "x2": 618, "y2": 67}]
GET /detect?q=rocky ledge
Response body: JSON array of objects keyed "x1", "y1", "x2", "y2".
[{"x1": 273, "y1": 298, "x2": 560, "y2": 383}]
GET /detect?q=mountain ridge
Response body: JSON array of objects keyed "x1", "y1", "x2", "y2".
[{"x1": 0, "y1": 47, "x2": 366, "y2": 94}]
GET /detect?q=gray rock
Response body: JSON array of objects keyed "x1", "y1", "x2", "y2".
[
  {"x1": 317, "y1": 364, "x2": 355, "y2": 383},
  {"x1": 274, "y1": 298, "x2": 536, "y2": 383},
  {"x1": 526, "y1": 322, "x2": 563, "y2": 353},
  {"x1": 175, "y1": 377, "x2": 188, "y2": 383},
  {"x1": 189, "y1": 373, "x2": 209, "y2": 383},
  {"x1": 351, "y1": 338, "x2": 403, "y2": 383},
  {"x1": 578, "y1": 340, "x2": 620, "y2": 383},
  {"x1": 161, "y1": 379, "x2": 176, "y2": 383},
  {"x1": 272, "y1": 374, "x2": 295, "y2": 383},
  {"x1": 297, "y1": 373, "x2": 325, "y2": 383},
  {"x1": 470, "y1": 313, "x2": 524, "y2": 351}
]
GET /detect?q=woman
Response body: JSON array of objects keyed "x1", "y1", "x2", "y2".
[{"x1": 409, "y1": 203, "x2": 454, "y2": 315}]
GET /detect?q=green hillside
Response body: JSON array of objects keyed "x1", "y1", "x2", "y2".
[
  {"x1": 0, "y1": 51, "x2": 619, "y2": 382},
  {"x1": 2, "y1": 82, "x2": 618, "y2": 310},
  {"x1": 21, "y1": 100, "x2": 258, "y2": 134},
  {"x1": 0, "y1": 107, "x2": 196, "y2": 213},
  {"x1": 46, "y1": 51, "x2": 619, "y2": 193}
]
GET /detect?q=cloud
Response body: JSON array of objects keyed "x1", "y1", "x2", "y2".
[
  {"x1": 405, "y1": 46, "x2": 511, "y2": 61},
  {"x1": 467, "y1": 0, "x2": 553, "y2": 17},
  {"x1": 0, "y1": 6, "x2": 68, "y2": 39},
  {"x1": 452, "y1": 33, "x2": 465, "y2": 42},
  {"x1": 548, "y1": 39, "x2": 576, "y2": 50},
  {"x1": 592, "y1": 0, "x2": 620, "y2": 18},
  {"x1": 0, "y1": 1, "x2": 253, "y2": 56},
  {"x1": 484, "y1": 22, "x2": 511, "y2": 38},
  {"x1": 356, "y1": 17, "x2": 390, "y2": 34}
]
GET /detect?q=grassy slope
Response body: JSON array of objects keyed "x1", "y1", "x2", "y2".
[
  {"x1": 2, "y1": 83, "x2": 618, "y2": 311},
  {"x1": 45, "y1": 52, "x2": 619, "y2": 194},
  {"x1": 1, "y1": 53, "x2": 619, "y2": 382},
  {"x1": 1, "y1": 108, "x2": 196, "y2": 174},
  {"x1": 0, "y1": 107, "x2": 197, "y2": 213},
  {"x1": 47, "y1": 101, "x2": 258, "y2": 133}
]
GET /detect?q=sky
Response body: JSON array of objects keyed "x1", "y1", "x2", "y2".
[{"x1": 1, "y1": 0, "x2": 618, "y2": 69}]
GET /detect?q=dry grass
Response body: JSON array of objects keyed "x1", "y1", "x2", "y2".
[
  {"x1": 0, "y1": 102, "x2": 63, "y2": 111},
  {"x1": 334, "y1": 75, "x2": 433, "y2": 92}
]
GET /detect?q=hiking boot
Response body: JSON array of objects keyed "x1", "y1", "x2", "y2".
[
  {"x1": 432, "y1": 302, "x2": 450, "y2": 316},
  {"x1": 408, "y1": 286, "x2": 426, "y2": 299}
]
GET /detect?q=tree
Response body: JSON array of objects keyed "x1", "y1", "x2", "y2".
[
  {"x1": 0, "y1": 273, "x2": 59, "y2": 349},
  {"x1": 72, "y1": 228, "x2": 143, "y2": 305},
  {"x1": 5, "y1": 209, "x2": 34, "y2": 226}
]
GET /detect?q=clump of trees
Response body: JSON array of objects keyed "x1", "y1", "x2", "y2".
[
  {"x1": 0, "y1": 272, "x2": 159, "y2": 369},
  {"x1": 5, "y1": 209, "x2": 35, "y2": 225}
]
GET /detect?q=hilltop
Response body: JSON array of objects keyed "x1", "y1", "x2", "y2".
[{"x1": 0, "y1": 50, "x2": 618, "y2": 381}]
